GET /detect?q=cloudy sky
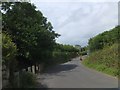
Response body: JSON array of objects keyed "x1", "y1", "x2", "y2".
[{"x1": 31, "y1": 0, "x2": 118, "y2": 47}]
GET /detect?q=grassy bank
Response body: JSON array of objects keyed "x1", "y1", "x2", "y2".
[{"x1": 82, "y1": 43, "x2": 119, "y2": 77}]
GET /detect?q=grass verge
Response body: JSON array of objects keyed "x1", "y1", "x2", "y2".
[
  {"x1": 82, "y1": 43, "x2": 119, "y2": 77},
  {"x1": 82, "y1": 59, "x2": 118, "y2": 77}
]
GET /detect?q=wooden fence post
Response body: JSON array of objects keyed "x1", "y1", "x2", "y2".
[{"x1": 32, "y1": 66, "x2": 35, "y2": 74}]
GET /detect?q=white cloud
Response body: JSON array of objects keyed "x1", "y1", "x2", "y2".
[
  {"x1": 31, "y1": 0, "x2": 119, "y2": 3},
  {"x1": 31, "y1": 1, "x2": 118, "y2": 46}
]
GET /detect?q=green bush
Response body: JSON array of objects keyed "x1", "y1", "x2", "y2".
[
  {"x1": 80, "y1": 51, "x2": 87, "y2": 56},
  {"x1": 82, "y1": 43, "x2": 119, "y2": 77},
  {"x1": 19, "y1": 71, "x2": 37, "y2": 88},
  {"x1": 88, "y1": 26, "x2": 120, "y2": 52},
  {"x1": 2, "y1": 32, "x2": 17, "y2": 87},
  {"x1": 2, "y1": 32, "x2": 17, "y2": 66}
]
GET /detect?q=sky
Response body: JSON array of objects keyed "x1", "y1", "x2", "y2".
[{"x1": 31, "y1": 0, "x2": 119, "y2": 47}]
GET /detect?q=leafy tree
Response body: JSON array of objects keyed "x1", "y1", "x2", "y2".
[
  {"x1": 2, "y1": 2, "x2": 60, "y2": 69},
  {"x1": 88, "y1": 26, "x2": 120, "y2": 52},
  {"x1": 2, "y1": 32, "x2": 17, "y2": 87},
  {"x1": 80, "y1": 46, "x2": 88, "y2": 55},
  {"x1": 51, "y1": 43, "x2": 79, "y2": 65}
]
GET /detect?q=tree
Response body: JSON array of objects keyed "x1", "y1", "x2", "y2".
[
  {"x1": 2, "y1": 2, "x2": 60, "y2": 70},
  {"x1": 2, "y1": 32, "x2": 17, "y2": 87}
]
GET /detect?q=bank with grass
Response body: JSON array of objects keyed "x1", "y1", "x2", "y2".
[{"x1": 82, "y1": 26, "x2": 120, "y2": 77}]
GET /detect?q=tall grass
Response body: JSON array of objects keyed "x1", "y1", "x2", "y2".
[
  {"x1": 82, "y1": 43, "x2": 119, "y2": 77},
  {"x1": 19, "y1": 71, "x2": 37, "y2": 88}
]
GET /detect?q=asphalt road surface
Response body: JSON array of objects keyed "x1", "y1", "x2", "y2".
[{"x1": 37, "y1": 57, "x2": 118, "y2": 88}]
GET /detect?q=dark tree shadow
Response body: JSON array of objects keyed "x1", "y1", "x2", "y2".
[
  {"x1": 35, "y1": 82, "x2": 48, "y2": 88},
  {"x1": 44, "y1": 64, "x2": 78, "y2": 74},
  {"x1": 35, "y1": 64, "x2": 78, "y2": 88}
]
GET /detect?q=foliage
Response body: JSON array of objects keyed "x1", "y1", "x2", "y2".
[
  {"x1": 2, "y1": 2, "x2": 60, "y2": 69},
  {"x1": 54, "y1": 43, "x2": 79, "y2": 52},
  {"x1": 2, "y1": 32, "x2": 17, "y2": 65},
  {"x1": 84, "y1": 26, "x2": 120, "y2": 77},
  {"x1": 44, "y1": 44, "x2": 79, "y2": 67},
  {"x1": 2, "y1": 32, "x2": 17, "y2": 87},
  {"x1": 19, "y1": 71, "x2": 37, "y2": 88},
  {"x1": 79, "y1": 46, "x2": 88, "y2": 55},
  {"x1": 88, "y1": 26, "x2": 120, "y2": 52},
  {"x1": 79, "y1": 51, "x2": 87, "y2": 56},
  {"x1": 83, "y1": 43, "x2": 119, "y2": 76}
]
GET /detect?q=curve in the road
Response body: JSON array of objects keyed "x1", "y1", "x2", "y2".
[{"x1": 37, "y1": 57, "x2": 118, "y2": 88}]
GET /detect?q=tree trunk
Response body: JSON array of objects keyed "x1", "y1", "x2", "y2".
[
  {"x1": 9, "y1": 64, "x2": 15, "y2": 87},
  {"x1": 34, "y1": 64, "x2": 37, "y2": 74},
  {"x1": 26, "y1": 68, "x2": 28, "y2": 72},
  {"x1": 30, "y1": 66, "x2": 32, "y2": 72},
  {"x1": 38, "y1": 64, "x2": 40, "y2": 73},
  {"x1": 8, "y1": 59, "x2": 17, "y2": 88}
]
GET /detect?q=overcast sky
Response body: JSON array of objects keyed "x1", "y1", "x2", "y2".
[{"x1": 31, "y1": 0, "x2": 118, "y2": 47}]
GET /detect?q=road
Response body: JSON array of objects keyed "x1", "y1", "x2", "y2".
[{"x1": 37, "y1": 57, "x2": 118, "y2": 88}]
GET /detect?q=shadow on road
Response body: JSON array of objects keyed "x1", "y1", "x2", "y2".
[
  {"x1": 44, "y1": 64, "x2": 78, "y2": 74},
  {"x1": 36, "y1": 64, "x2": 78, "y2": 88},
  {"x1": 35, "y1": 81, "x2": 48, "y2": 88}
]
